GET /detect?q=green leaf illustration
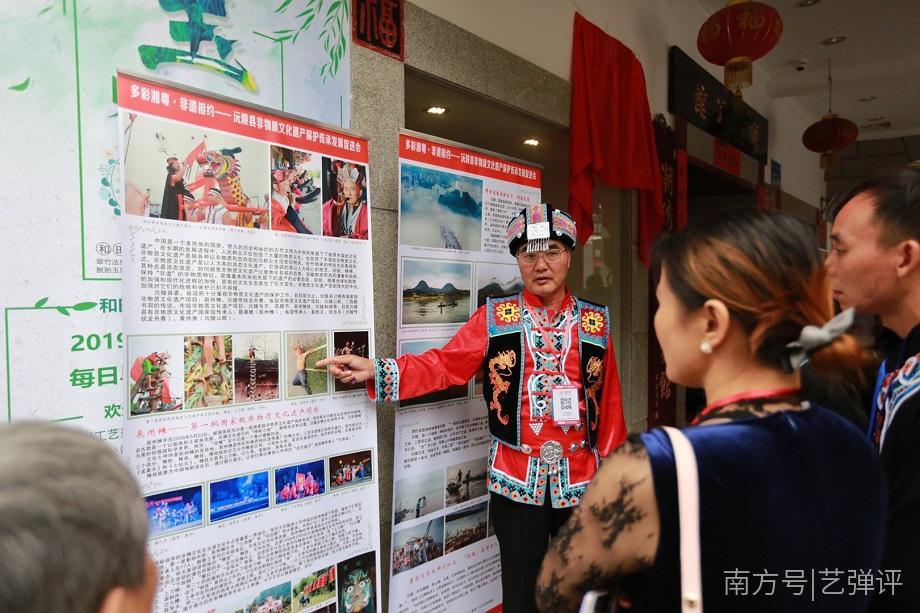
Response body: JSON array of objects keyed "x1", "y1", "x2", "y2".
[
  {"x1": 108, "y1": 197, "x2": 119, "y2": 207},
  {"x1": 8, "y1": 77, "x2": 31, "y2": 92},
  {"x1": 101, "y1": 177, "x2": 110, "y2": 187},
  {"x1": 275, "y1": 0, "x2": 347, "y2": 80},
  {"x1": 114, "y1": 209, "x2": 122, "y2": 216},
  {"x1": 34, "y1": 297, "x2": 49, "y2": 308},
  {"x1": 72, "y1": 302, "x2": 97, "y2": 312},
  {"x1": 108, "y1": 159, "x2": 116, "y2": 166},
  {"x1": 56, "y1": 307, "x2": 70, "y2": 317}
]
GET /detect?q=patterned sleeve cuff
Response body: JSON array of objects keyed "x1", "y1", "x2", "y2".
[{"x1": 374, "y1": 358, "x2": 400, "y2": 403}]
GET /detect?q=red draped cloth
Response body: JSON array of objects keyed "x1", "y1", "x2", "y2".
[{"x1": 569, "y1": 13, "x2": 664, "y2": 265}]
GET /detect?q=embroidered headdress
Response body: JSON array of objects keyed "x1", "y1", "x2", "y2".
[{"x1": 506, "y1": 203, "x2": 577, "y2": 255}]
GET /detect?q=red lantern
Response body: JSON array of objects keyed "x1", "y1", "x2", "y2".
[
  {"x1": 697, "y1": 0, "x2": 783, "y2": 94},
  {"x1": 802, "y1": 114, "x2": 858, "y2": 169},
  {"x1": 802, "y1": 60, "x2": 859, "y2": 168}
]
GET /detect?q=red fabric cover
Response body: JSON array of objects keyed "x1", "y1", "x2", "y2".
[{"x1": 569, "y1": 12, "x2": 664, "y2": 265}]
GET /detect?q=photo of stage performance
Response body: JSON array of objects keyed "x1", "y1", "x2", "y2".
[
  {"x1": 331, "y1": 331, "x2": 370, "y2": 392},
  {"x1": 274, "y1": 459, "x2": 325, "y2": 505},
  {"x1": 241, "y1": 580, "x2": 292, "y2": 613},
  {"x1": 393, "y1": 469, "x2": 445, "y2": 525},
  {"x1": 391, "y1": 518, "x2": 444, "y2": 577},
  {"x1": 444, "y1": 501, "x2": 489, "y2": 554},
  {"x1": 445, "y1": 457, "x2": 488, "y2": 507},
  {"x1": 328, "y1": 450, "x2": 373, "y2": 491},
  {"x1": 232, "y1": 333, "x2": 280, "y2": 403},
  {"x1": 292, "y1": 564, "x2": 336, "y2": 612},
  {"x1": 337, "y1": 551, "x2": 377, "y2": 613},
  {"x1": 144, "y1": 485, "x2": 203, "y2": 538},
  {"x1": 208, "y1": 470, "x2": 270, "y2": 523},
  {"x1": 121, "y1": 112, "x2": 270, "y2": 228},
  {"x1": 285, "y1": 331, "x2": 329, "y2": 398}
]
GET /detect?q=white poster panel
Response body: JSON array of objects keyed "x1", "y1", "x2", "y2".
[
  {"x1": 1, "y1": 1, "x2": 351, "y2": 446},
  {"x1": 391, "y1": 131, "x2": 542, "y2": 612},
  {"x1": 119, "y1": 73, "x2": 379, "y2": 613}
]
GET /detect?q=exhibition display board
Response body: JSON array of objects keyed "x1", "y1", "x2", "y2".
[
  {"x1": 117, "y1": 72, "x2": 380, "y2": 613},
  {"x1": 390, "y1": 131, "x2": 542, "y2": 612}
]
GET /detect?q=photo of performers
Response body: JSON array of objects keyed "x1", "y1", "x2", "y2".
[
  {"x1": 332, "y1": 331, "x2": 370, "y2": 392},
  {"x1": 232, "y1": 334, "x2": 280, "y2": 403},
  {"x1": 321, "y1": 158, "x2": 368, "y2": 240},
  {"x1": 319, "y1": 203, "x2": 626, "y2": 612},
  {"x1": 274, "y1": 460, "x2": 326, "y2": 505},
  {"x1": 328, "y1": 450, "x2": 373, "y2": 491},
  {"x1": 128, "y1": 335, "x2": 184, "y2": 416},
  {"x1": 208, "y1": 471, "x2": 270, "y2": 523},
  {"x1": 144, "y1": 486, "x2": 203, "y2": 538},
  {"x1": 286, "y1": 332, "x2": 329, "y2": 398},
  {"x1": 271, "y1": 145, "x2": 322, "y2": 234},
  {"x1": 121, "y1": 112, "x2": 270, "y2": 228}
]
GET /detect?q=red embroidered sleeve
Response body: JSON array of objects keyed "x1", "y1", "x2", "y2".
[{"x1": 368, "y1": 307, "x2": 488, "y2": 402}]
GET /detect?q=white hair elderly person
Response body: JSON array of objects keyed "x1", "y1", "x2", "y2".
[{"x1": 0, "y1": 422, "x2": 158, "y2": 613}]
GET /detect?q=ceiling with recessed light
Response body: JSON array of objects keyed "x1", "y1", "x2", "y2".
[{"x1": 697, "y1": 0, "x2": 920, "y2": 140}]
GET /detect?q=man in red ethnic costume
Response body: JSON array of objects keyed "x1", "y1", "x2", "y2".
[{"x1": 319, "y1": 203, "x2": 626, "y2": 612}]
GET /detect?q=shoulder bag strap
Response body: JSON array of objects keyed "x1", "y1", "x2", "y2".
[{"x1": 662, "y1": 426, "x2": 703, "y2": 612}]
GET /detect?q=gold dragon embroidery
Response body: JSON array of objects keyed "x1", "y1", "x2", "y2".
[
  {"x1": 586, "y1": 356, "x2": 603, "y2": 430},
  {"x1": 487, "y1": 350, "x2": 516, "y2": 426}
]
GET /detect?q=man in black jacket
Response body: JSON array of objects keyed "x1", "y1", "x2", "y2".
[{"x1": 827, "y1": 166, "x2": 920, "y2": 611}]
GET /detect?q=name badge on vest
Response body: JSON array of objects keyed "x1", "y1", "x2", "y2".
[{"x1": 551, "y1": 385, "x2": 580, "y2": 426}]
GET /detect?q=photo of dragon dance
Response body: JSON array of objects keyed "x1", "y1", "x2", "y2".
[{"x1": 121, "y1": 112, "x2": 272, "y2": 229}]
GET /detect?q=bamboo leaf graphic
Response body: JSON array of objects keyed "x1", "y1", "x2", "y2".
[{"x1": 9, "y1": 77, "x2": 31, "y2": 91}]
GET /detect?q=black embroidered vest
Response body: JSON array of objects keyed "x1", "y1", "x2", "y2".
[{"x1": 482, "y1": 293, "x2": 610, "y2": 450}]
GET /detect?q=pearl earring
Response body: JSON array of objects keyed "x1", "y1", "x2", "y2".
[{"x1": 700, "y1": 340, "x2": 713, "y2": 354}]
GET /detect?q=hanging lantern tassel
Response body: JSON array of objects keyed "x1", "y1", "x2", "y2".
[{"x1": 725, "y1": 56, "x2": 753, "y2": 93}]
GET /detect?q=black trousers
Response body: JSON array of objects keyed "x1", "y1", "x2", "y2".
[{"x1": 489, "y1": 491, "x2": 574, "y2": 613}]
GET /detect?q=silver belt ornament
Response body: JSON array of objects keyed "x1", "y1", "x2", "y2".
[
  {"x1": 520, "y1": 440, "x2": 587, "y2": 474},
  {"x1": 540, "y1": 440, "x2": 564, "y2": 474}
]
